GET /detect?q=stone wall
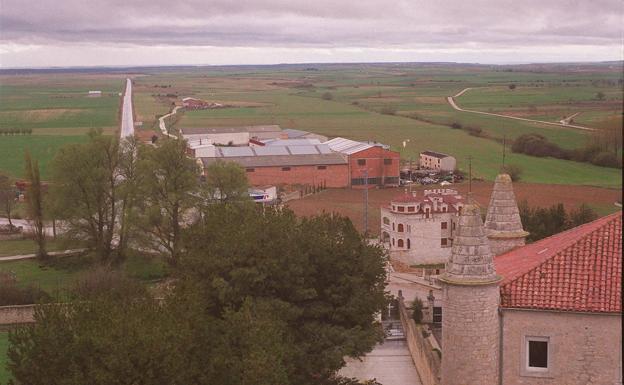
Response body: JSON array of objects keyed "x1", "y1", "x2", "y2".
[
  {"x1": 441, "y1": 282, "x2": 500, "y2": 385},
  {"x1": 501, "y1": 308, "x2": 622, "y2": 385},
  {"x1": 0, "y1": 304, "x2": 36, "y2": 325},
  {"x1": 398, "y1": 295, "x2": 441, "y2": 385},
  {"x1": 488, "y1": 236, "x2": 525, "y2": 256}
]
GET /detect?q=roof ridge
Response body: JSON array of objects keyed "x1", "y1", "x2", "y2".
[{"x1": 500, "y1": 212, "x2": 621, "y2": 284}]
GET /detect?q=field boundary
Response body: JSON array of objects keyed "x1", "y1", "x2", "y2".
[{"x1": 448, "y1": 88, "x2": 596, "y2": 132}]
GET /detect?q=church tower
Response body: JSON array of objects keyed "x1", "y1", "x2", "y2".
[
  {"x1": 439, "y1": 203, "x2": 501, "y2": 385},
  {"x1": 484, "y1": 173, "x2": 529, "y2": 255}
]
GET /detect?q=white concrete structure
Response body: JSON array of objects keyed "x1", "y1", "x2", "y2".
[
  {"x1": 380, "y1": 189, "x2": 465, "y2": 267},
  {"x1": 419, "y1": 151, "x2": 456, "y2": 172},
  {"x1": 88, "y1": 90, "x2": 102, "y2": 97}
]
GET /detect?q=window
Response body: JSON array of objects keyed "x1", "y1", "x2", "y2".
[
  {"x1": 392, "y1": 238, "x2": 395, "y2": 246},
  {"x1": 317, "y1": 165, "x2": 327, "y2": 170},
  {"x1": 357, "y1": 159, "x2": 366, "y2": 166},
  {"x1": 281, "y1": 167, "x2": 291, "y2": 171},
  {"x1": 384, "y1": 177, "x2": 399, "y2": 185},
  {"x1": 397, "y1": 239, "x2": 404, "y2": 248},
  {"x1": 425, "y1": 208, "x2": 431, "y2": 218},
  {"x1": 441, "y1": 238, "x2": 448, "y2": 247},
  {"x1": 432, "y1": 307, "x2": 442, "y2": 324},
  {"x1": 398, "y1": 206, "x2": 405, "y2": 212},
  {"x1": 383, "y1": 217, "x2": 390, "y2": 225},
  {"x1": 527, "y1": 338, "x2": 549, "y2": 370},
  {"x1": 246, "y1": 168, "x2": 255, "y2": 172},
  {"x1": 392, "y1": 223, "x2": 395, "y2": 231},
  {"x1": 407, "y1": 225, "x2": 411, "y2": 232},
  {"x1": 397, "y1": 224, "x2": 404, "y2": 232},
  {"x1": 407, "y1": 206, "x2": 415, "y2": 212},
  {"x1": 441, "y1": 222, "x2": 448, "y2": 230},
  {"x1": 351, "y1": 178, "x2": 366, "y2": 186},
  {"x1": 407, "y1": 238, "x2": 411, "y2": 249},
  {"x1": 452, "y1": 222, "x2": 456, "y2": 230},
  {"x1": 384, "y1": 158, "x2": 392, "y2": 165}
]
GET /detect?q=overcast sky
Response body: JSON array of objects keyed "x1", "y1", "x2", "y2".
[{"x1": 0, "y1": 0, "x2": 622, "y2": 67}]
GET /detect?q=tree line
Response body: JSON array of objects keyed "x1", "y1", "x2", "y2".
[
  {"x1": 0, "y1": 128, "x2": 33, "y2": 135},
  {"x1": 518, "y1": 200, "x2": 599, "y2": 242},
  {"x1": 4, "y1": 129, "x2": 388, "y2": 385}
]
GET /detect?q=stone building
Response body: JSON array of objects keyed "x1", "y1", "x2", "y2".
[
  {"x1": 435, "y1": 188, "x2": 622, "y2": 385},
  {"x1": 380, "y1": 189, "x2": 465, "y2": 268},
  {"x1": 484, "y1": 173, "x2": 529, "y2": 255},
  {"x1": 438, "y1": 203, "x2": 502, "y2": 385}
]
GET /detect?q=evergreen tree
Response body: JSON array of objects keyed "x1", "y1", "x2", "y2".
[{"x1": 24, "y1": 151, "x2": 46, "y2": 258}]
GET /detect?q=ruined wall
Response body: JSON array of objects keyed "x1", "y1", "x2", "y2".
[{"x1": 0, "y1": 305, "x2": 35, "y2": 325}]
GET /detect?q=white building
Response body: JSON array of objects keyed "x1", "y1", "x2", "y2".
[
  {"x1": 87, "y1": 90, "x2": 102, "y2": 97},
  {"x1": 380, "y1": 189, "x2": 465, "y2": 269},
  {"x1": 419, "y1": 151, "x2": 456, "y2": 172}
]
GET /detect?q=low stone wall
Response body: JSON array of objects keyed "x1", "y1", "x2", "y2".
[
  {"x1": 398, "y1": 294, "x2": 441, "y2": 385},
  {"x1": 0, "y1": 304, "x2": 36, "y2": 325}
]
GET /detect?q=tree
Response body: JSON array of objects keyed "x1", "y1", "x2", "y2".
[
  {"x1": 202, "y1": 160, "x2": 249, "y2": 204},
  {"x1": 180, "y1": 205, "x2": 387, "y2": 383},
  {"x1": 411, "y1": 297, "x2": 424, "y2": 324},
  {"x1": 501, "y1": 164, "x2": 523, "y2": 181},
  {"x1": 568, "y1": 203, "x2": 598, "y2": 227},
  {"x1": 138, "y1": 138, "x2": 199, "y2": 266},
  {"x1": 49, "y1": 130, "x2": 121, "y2": 261},
  {"x1": 117, "y1": 137, "x2": 145, "y2": 257},
  {"x1": 0, "y1": 173, "x2": 16, "y2": 227},
  {"x1": 24, "y1": 151, "x2": 46, "y2": 258},
  {"x1": 508, "y1": 84, "x2": 516, "y2": 90}
]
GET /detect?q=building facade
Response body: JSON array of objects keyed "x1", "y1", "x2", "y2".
[
  {"x1": 325, "y1": 137, "x2": 400, "y2": 188},
  {"x1": 380, "y1": 189, "x2": 464, "y2": 266},
  {"x1": 419, "y1": 151, "x2": 456, "y2": 172}
]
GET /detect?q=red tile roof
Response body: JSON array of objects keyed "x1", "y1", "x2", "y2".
[
  {"x1": 495, "y1": 211, "x2": 622, "y2": 313},
  {"x1": 391, "y1": 192, "x2": 420, "y2": 203}
]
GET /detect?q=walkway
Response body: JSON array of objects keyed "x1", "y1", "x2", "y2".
[
  {"x1": 158, "y1": 106, "x2": 181, "y2": 138},
  {"x1": 448, "y1": 87, "x2": 595, "y2": 132},
  {"x1": 339, "y1": 340, "x2": 422, "y2": 385},
  {"x1": 0, "y1": 249, "x2": 85, "y2": 262},
  {"x1": 120, "y1": 78, "x2": 134, "y2": 138}
]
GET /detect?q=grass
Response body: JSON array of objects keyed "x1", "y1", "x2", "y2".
[
  {"x1": 0, "y1": 239, "x2": 66, "y2": 257},
  {"x1": 0, "y1": 331, "x2": 8, "y2": 384}
]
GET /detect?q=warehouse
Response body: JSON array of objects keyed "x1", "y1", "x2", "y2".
[{"x1": 324, "y1": 137, "x2": 400, "y2": 188}]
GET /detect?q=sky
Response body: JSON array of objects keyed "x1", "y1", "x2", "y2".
[{"x1": 0, "y1": 0, "x2": 622, "y2": 68}]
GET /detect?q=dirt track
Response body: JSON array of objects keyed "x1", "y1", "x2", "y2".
[{"x1": 287, "y1": 182, "x2": 621, "y2": 235}]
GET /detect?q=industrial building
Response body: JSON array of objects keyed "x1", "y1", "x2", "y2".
[{"x1": 325, "y1": 137, "x2": 400, "y2": 188}]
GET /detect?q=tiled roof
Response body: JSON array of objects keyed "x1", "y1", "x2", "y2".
[{"x1": 495, "y1": 211, "x2": 622, "y2": 313}]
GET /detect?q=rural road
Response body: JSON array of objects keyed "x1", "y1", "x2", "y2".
[
  {"x1": 159, "y1": 106, "x2": 181, "y2": 138},
  {"x1": 0, "y1": 218, "x2": 57, "y2": 237},
  {"x1": 120, "y1": 78, "x2": 134, "y2": 138},
  {"x1": 448, "y1": 88, "x2": 595, "y2": 132}
]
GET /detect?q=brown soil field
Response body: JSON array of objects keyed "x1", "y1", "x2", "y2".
[{"x1": 287, "y1": 182, "x2": 622, "y2": 235}]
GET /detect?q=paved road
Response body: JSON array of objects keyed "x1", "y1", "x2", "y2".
[
  {"x1": 0, "y1": 249, "x2": 85, "y2": 262},
  {"x1": 159, "y1": 106, "x2": 181, "y2": 138},
  {"x1": 339, "y1": 340, "x2": 422, "y2": 385},
  {"x1": 120, "y1": 78, "x2": 134, "y2": 138},
  {"x1": 448, "y1": 88, "x2": 595, "y2": 132}
]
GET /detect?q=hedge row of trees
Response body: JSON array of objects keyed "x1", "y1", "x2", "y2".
[
  {"x1": 0, "y1": 128, "x2": 32, "y2": 135},
  {"x1": 6, "y1": 129, "x2": 388, "y2": 385},
  {"x1": 518, "y1": 200, "x2": 598, "y2": 242},
  {"x1": 512, "y1": 133, "x2": 622, "y2": 169}
]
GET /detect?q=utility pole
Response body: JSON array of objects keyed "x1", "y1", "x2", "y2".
[{"x1": 363, "y1": 169, "x2": 368, "y2": 236}]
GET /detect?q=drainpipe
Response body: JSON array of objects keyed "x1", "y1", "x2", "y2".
[{"x1": 498, "y1": 307, "x2": 504, "y2": 385}]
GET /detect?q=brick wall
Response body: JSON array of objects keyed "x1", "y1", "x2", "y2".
[
  {"x1": 441, "y1": 282, "x2": 500, "y2": 385},
  {"x1": 501, "y1": 308, "x2": 622, "y2": 385},
  {"x1": 244, "y1": 164, "x2": 349, "y2": 188},
  {"x1": 0, "y1": 304, "x2": 35, "y2": 325},
  {"x1": 349, "y1": 147, "x2": 400, "y2": 187}
]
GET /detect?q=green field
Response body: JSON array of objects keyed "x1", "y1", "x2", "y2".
[
  {"x1": 0, "y1": 239, "x2": 67, "y2": 257},
  {"x1": 0, "y1": 331, "x2": 8, "y2": 384}
]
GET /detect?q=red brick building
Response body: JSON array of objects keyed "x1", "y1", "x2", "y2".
[{"x1": 325, "y1": 137, "x2": 400, "y2": 188}]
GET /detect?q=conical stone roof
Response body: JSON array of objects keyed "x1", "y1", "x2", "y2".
[
  {"x1": 484, "y1": 173, "x2": 529, "y2": 239},
  {"x1": 439, "y1": 203, "x2": 501, "y2": 285}
]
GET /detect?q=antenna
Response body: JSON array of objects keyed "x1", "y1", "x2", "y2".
[
  {"x1": 502, "y1": 135, "x2": 506, "y2": 170},
  {"x1": 468, "y1": 155, "x2": 473, "y2": 203}
]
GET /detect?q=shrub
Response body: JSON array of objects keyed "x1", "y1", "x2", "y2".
[
  {"x1": 502, "y1": 164, "x2": 523, "y2": 181},
  {"x1": 464, "y1": 126, "x2": 483, "y2": 137},
  {"x1": 591, "y1": 151, "x2": 622, "y2": 168},
  {"x1": 0, "y1": 275, "x2": 51, "y2": 306},
  {"x1": 71, "y1": 267, "x2": 147, "y2": 301},
  {"x1": 411, "y1": 297, "x2": 424, "y2": 324},
  {"x1": 380, "y1": 105, "x2": 397, "y2": 115},
  {"x1": 450, "y1": 122, "x2": 462, "y2": 129},
  {"x1": 321, "y1": 92, "x2": 333, "y2": 100}
]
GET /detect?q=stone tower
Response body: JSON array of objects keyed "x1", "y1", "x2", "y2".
[
  {"x1": 439, "y1": 204, "x2": 501, "y2": 385},
  {"x1": 484, "y1": 173, "x2": 529, "y2": 256}
]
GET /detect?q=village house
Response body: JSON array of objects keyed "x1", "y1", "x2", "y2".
[
  {"x1": 419, "y1": 151, "x2": 456, "y2": 172},
  {"x1": 380, "y1": 189, "x2": 465, "y2": 273}
]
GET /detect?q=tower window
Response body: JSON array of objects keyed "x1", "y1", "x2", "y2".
[
  {"x1": 397, "y1": 224, "x2": 404, "y2": 232},
  {"x1": 527, "y1": 338, "x2": 549, "y2": 370},
  {"x1": 397, "y1": 239, "x2": 404, "y2": 248},
  {"x1": 441, "y1": 238, "x2": 448, "y2": 247},
  {"x1": 441, "y1": 222, "x2": 448, "y2": 230}
]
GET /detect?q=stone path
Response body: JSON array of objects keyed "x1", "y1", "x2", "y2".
[
  {"x1": 339, "y1": 340, "x2": 422, "y2": 385},
  {"x1": 0, "y1": 249, "x2": 85, "y2": 262}
]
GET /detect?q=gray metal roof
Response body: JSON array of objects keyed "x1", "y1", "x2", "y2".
[
  {"x1": 201, "y1": 153, "x2": 347, "y2": 168},
  {"x1": 253, "y1": 146, "x2": 290, "y2": 156},
  {"x1": 324, "y1": 137, "x2": 373, "y2": 155},
  {"x1": 421, "y1": 150, "x2": 452, "y2": 159},
  {"x1": 263, "y1": 138, "x2": 321, "y2": 146}
]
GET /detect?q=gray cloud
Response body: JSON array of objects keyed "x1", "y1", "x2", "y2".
[{"x1": 1, "y1": 0, "x2": 621, "y2": 48}]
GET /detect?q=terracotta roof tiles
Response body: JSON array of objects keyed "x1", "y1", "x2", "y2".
[{"x1": 495, "y1": 211, "x2": 622, "y2": 313}]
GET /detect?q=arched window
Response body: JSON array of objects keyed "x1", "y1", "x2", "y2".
[
  {"x1": 398, "y1": 224, "x2": 404, "y2": 232},
  {"x1": 397, "y1": 239, "x2": 404, "y2": 248},
  {"x1": 407, "y1": 238, "x2": 411, "y2": 249},
  {"x1": 392, "y1": 238, "x2": 395, "y2": 246},
  {"x1": 392, "y1": 223, "x2": 395, "y2": 231},
  {"x1": 425, "y1": 208, "x2": 431, "y2": 219},
  {"x1": 382, "y1": 232, "x2": 390, "y2": 243}
]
